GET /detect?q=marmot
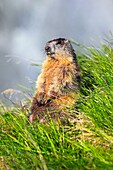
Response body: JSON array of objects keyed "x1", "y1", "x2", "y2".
[{"x1": 29, "y1": 38, "x2": 81, "y2": 123}]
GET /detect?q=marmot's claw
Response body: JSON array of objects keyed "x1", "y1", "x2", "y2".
[{"x1": 29, "y1": 114, "x2": 33, "y2": 123}]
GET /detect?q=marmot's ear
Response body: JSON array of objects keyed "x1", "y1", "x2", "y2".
[
  {"x1": 64, "y1": 39, "x2": 69, "y2": 44},
  {"x1": 61, "y1": 39, "x2": 64, "y2": 45}
]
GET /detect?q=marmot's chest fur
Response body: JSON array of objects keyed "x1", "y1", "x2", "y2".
[
  {"x1": 36, "y1": 54, "x2": 77, "y2": 97},
  {"x1": 29, "y1": 38, "x2": 80, "y2": 123}
]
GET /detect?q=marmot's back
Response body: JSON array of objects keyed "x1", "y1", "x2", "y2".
[{"x1": 29, "y1": 38, "x2": 80, "y2": 123}]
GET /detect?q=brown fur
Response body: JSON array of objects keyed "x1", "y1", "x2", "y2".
[{"x1": 29, "y1": 39, "x2": 80, "y2": 123}]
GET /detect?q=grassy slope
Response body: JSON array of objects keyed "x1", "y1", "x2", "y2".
[{"x1": 0, "y1": 38, "x2": 113, "y2": 170}]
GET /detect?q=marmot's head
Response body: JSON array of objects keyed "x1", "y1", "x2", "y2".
[{"x1": 45, "y1": 38, "x2": 76, "y2": 60}]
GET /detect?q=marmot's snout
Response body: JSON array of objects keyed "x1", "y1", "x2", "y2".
[{"x1": 45, "y1": 43, "x2": 55, "y2": 56}]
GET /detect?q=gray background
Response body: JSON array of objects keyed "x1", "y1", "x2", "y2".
[{"x1": 0, "y1": 0, "x2": 113, "y2": 95}]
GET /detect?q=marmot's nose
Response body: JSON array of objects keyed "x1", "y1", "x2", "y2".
[{"x1": 45, "y1": 44, "x2": 55, "y2": 56}]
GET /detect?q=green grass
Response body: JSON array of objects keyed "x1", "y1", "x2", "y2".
[{"x1": 0, "y1": 36, "x2": 113, "y2": 170}]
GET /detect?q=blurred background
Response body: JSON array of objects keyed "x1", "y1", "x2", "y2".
[{"x1": 0, "y1": 0, "x2": 113, "y2": 95}]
